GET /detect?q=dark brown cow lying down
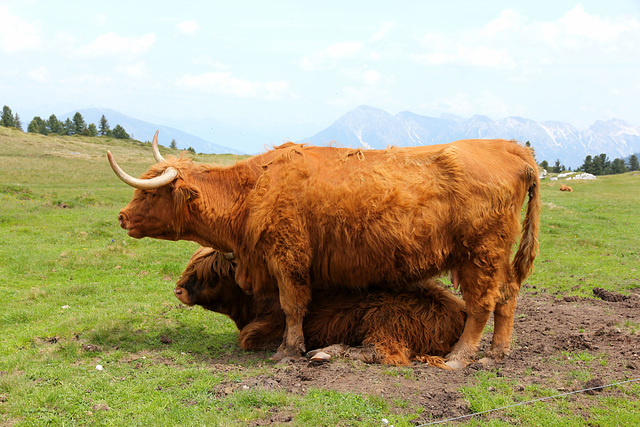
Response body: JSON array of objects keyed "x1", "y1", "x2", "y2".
[{"x1": 174, "y1": 247, "x2": 466, "y2": 368}]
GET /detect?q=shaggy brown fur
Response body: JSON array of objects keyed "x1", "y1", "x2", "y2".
[
  {"x1": 175, "y1": 247, "x2": 466, "y2": 367},
  {"x1": 113, "y1": 138, "x2": 540, "y2": 366},
  {"x1": 559, "y1": 184, "x2": 573, "y2": 192}
]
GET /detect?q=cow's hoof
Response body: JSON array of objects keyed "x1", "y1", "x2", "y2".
[
  {"x1": 445, "y1": 359, "x2": 470, "y2": 370},
  {"x1": 486, "y1": 346, "x2": 510, "y2": 361},
  {"x1": 306, "y1": 349, "x2": 322, "y2": 358},
  {"x1": 309, "y1": 351, "x2": 331, "y2": 365},
  {"x1": 271, "y1": 346, "x2": 303, "y2": 363}
]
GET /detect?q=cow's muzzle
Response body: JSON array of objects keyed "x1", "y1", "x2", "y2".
[{"x1": 174, "y1": 287, "x2": 192, "y2": 305}]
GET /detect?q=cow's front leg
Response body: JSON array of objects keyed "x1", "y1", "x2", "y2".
[
  {"x1": 445, "y1": 304, "x2": 492, "y2": 369},
  {"x1": 445, "y1": 262, "x2": 500, "y2": 369},
  {"x1": 270, "y1": 273, "x2": 311, "y2": 362}
]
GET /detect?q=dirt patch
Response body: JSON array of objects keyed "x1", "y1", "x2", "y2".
[
  {"x1": 204, "y1": 290, "x2": 640, "y2": 424},
  {"x1": 593, "y1": 287, "x2": 630, "y2": 302}
]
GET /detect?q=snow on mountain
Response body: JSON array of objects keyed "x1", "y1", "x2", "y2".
[{"x1": 302, "y1": 106, "x2": 640, "y2": 168}]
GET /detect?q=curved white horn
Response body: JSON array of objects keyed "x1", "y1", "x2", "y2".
[
  {"x1": 151, "y1": 130, "x2": 166, "y2": 163},
  {"x1": 107, "y1": 150, "x2": 178, "y2": 189}
]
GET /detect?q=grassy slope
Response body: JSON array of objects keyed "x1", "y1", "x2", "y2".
[
  {"x1": 531, "y1": 173, "x2": 640, "y2": 295},
  {"x1": 1, "y1": 127, "x2": 638, "y2": 425}
]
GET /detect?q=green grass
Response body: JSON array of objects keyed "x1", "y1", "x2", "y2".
[
  {"x1": 529, "y1": 174, "x2": 640, "y2": 296},
  {"x1": 1, "y1": 126, "x2": 639, "y2": 425},
  {"x1": 459, "y1": 371, "x2": 640, "y2": 426}
]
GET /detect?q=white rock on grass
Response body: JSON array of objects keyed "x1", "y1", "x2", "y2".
[{"x1": 573, "y1": 173, "x2": 596, "y2": 180}]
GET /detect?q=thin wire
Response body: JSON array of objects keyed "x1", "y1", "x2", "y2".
[{"x1": 416, "y1": 377, "x2": 640, "y2": 426}]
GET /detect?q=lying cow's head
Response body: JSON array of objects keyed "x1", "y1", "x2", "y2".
[
  {"x1": 174, "y1": 247, "x2": 260, "y2": 330},
  {"x1": 107, "y1": 131, "x2": 200, "y2": 241},
  {"x1": 174, "y1": 247, "x2": 238, "y2": 308}
]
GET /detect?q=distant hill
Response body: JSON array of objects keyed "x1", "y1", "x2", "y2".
[
  {"x1": 60, "y1": 108, "x2": 241, "y2": 155},
  {"x1": 302, "y1": 106, "x2": 640, "y2": 168}
]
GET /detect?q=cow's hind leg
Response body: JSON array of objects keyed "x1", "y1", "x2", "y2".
[{"x1": 486, "y1": 288, "x2": 518, "y2": 362}]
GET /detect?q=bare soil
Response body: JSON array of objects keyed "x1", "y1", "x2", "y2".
[{"x1": 207, "y1": 287, "x2": 640, "y2": 425}]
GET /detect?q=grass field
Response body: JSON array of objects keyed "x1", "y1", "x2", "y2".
[{"x1": 1, "y1": 126, "x2": 639, "y2": 425}]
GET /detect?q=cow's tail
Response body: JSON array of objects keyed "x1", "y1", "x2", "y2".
[{"x1": 512, "y1": 164, "x2": 541, "y2": 286}]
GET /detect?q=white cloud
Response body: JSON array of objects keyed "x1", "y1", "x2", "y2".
[
  {"x1": 176, "y1": 20, "x2": 199, "y2": 36},
  {"x1": 371, "y1": 21, "x2": 396, "y2": 42},
  {"x1": 179, "y1": 72, "x2": 289, "y2": 100},
  {"x1": 543, "y1": 5, "x2": 640, "y2": 49},
  {"x1": 341, "y1": 68, "x2": 382, "y2": 85},
  {"x1": 27, "y1": 67, "x2": 49, "y2": 83},
  {"x1": 116, "y1": 62, "x2": 147, "y2": 77},
  {"x1": 0, "y1": 5, "x2": 40, "y2": 52},
  {"x1": 363, "y1": 70, "x2": 381, "y2": 85},
  {"x1": 301, "y1": 41, "x2": 363, "y2": 71},
  {"x1": 326, "y1": 85, "x2": 391, "y2": 110},
  {"x1": 77, "y1": 32, "x2": 156, "y2": 57},
  {"x1": 483, "y1": 9, "x2": 525, "y2": 36},
  {"x1": 94, "y1": 13, "x2": 108, "y2": 27},
  {"x1": 562, "y1": 5, "x2": 634, "y2": 41},
  {"x1": 422, "y1": 91, "x2": 526, "y2": 119},
  {"x1": 412, "y1": 43, "x2": 515, "y2": 68},
  {"x1": 192, "y1": 55, "x2": 231, "y2": 70},
  {"x1": 413, "y1": 6, "x2": 640, "y2": 70},
  {"x1": 414, "y1": 19, "x2": 518, "y2": 68}
]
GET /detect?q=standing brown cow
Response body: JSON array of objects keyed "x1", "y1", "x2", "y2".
[
  {"x1": 108, "y1": 132, "x2": 539, "y2": 368},
  {"x1": 175, "y1": 247, "x2": 466, "y2": 368}
]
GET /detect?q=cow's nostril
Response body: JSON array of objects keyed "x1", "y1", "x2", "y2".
[{"x1": 174, "y1": 288, "x2": 183, "y2": 296}]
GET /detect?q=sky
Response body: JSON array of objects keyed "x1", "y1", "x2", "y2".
[{"x1": 1, "y1": 0, "x2": 640, "y2": 151}]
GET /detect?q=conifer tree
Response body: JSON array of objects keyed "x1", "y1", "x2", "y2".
[
  {"x1": 47, "y1": 114, "x2": 63, "y2": 135},
  {"x1": 610, "y1": 158, "x2": 627, "y2": 174},
  {"x1": 1, "y1": 105, "x2": 15, "y2": 127},
  {"x1": 27, "y1": 116, "x2": 47, "y2": 134},
  {"x1": 629, "y1": 154, "x2": 639, "y2": 172},
  {"x1": 579, "y1": 155, "x2": 594, "y2": 174},
  {"x1": 594, "y1": 154, "x2": 610, "y2": 175},
  {"x1": 112, "y1": 124, "x2": 130, "y2": 139},
  {"x1": 14, "y1": 114, "x2": 22, "y2": 131},
  {"x1": 170, "y1": 139, "x2": 177, "y2": 149},
  {"x1": 551, "y1": 159, "x2": 565, "y2": 173},
  {"x1": 72, "y1": 112, "x2": 86, "y2": 135},
  {"x1": 87, "y1": 123, "x2": 98, "y2": 137},
  {"x1": 99, "y1": 114, "x2": 110, "y2": 136},
  {"x1": 63, "y1": 118, "x2": 74, "y2": 135}
]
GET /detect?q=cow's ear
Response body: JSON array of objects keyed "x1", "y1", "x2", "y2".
[{"x1": 173, "y1": 180, "x2": 200, "y2": 208}]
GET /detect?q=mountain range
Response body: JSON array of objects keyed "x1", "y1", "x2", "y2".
[
  {"x1": 61, "y1": 106, "x2": 640, "y2": 168},
  {"x1": 304, "y1": 106, "x2": 640, "y2": 168}
]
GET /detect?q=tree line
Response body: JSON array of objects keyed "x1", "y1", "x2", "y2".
[
  {"x1": 539, "y1": 153, "x2": 638, "y2": 175},
  {"x1": 577, "y1": 153, "x2": 638, "y2": 175},
  {"x1": 1, "y1": 105, "x2": 130, "y2": 139}
]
